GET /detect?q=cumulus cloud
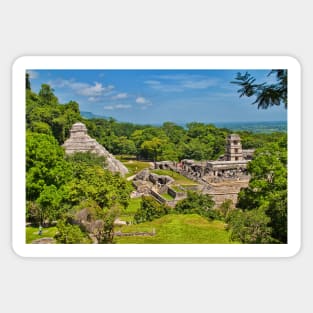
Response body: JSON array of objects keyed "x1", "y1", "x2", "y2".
[
  {"x1": 135, "y1": 96, "x2": 152, "y2": 109},
  {"x1": 135, "y1": 96, "x2": 148, "y2": 104},
  {"x1": 111, "y1": 93, "x2": 128, "y2": 100},
  {"x1": 79, "y1": 82, "x2": 114, "y2": 97},
  {"x1": 50, "y1": 79, "x2": 115, "y2": 98}
]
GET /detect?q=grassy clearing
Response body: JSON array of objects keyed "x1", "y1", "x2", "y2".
[
  {"x1": 170, "y1": 185, "x2": 185, "y2": 192},
  {"x1": 115, "y1": 214, "x2": 234, "y2": 244},
  {"x1": 121, "y1": 160, "x2": 151, "y2": 177},
  {"x1": 126, "y1": 197, "x2": 142, "y2": 214},
  {"x1": 161, "y1": 193, "x2": 175, "y2": 200},
  {"x1": 26, "y1": 226, "x2": 58, "y2": 244},
  {"x1": 151, "y1": 169, "x2": 198, "y2": 186},
  {"x1": 119, "y1": 197, "x2": 142, "y2": 222}
]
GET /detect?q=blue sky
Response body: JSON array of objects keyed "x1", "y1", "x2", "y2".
[{"x1": 27, "y1": 69, "x2": 287, "y2": 124}]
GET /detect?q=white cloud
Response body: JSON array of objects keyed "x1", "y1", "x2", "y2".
[
  {"x1": 103, "y1": 105, "x2": 115, "y2": 110},
  {"x1": 103, "y1": 104, "x2": 132, "y2": 110},
  {"x1": 50, "y1": 79, "x2": 115, "y2": 97},
  {"x1": 115, "y1": 104, "x2": 132, "y2": 109},
  {"x1": 111, "y1": 93, "x2": 128, "y2": 100},
  {"x1": 182, "y1": 79, "x2": 219, "y2": 89},
  {"x1": 27, "y1": 70, "x2": 39, "y2": 79},
  {"x1": 79, "y1": 82, "x2": 114, "y2": 97},
  {"x1": 135, "y1": 96, "x2": 147, "y2": 104},
  {"x1": 145, "y1": 74, "x2": 220, "y2": 92},
  {"x1": 144, "y1": 74, "x2": 218, "y2": 92},
  {"x1": 135, "y1": 96, "x2": 152, "y2": 109},
  {"x1": 144, "y1": 80, "x2": 161, "y2": 86}
]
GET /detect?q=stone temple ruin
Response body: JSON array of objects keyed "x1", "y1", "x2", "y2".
[
  {"x1": 63, "y1": 122, "x2": 129, "y2": 176},
  {"x1": 154, "y1": 134, "x2": 254, "y2": 207},
  {"x1": 131, "y1": 169, "x2": 187, "y2": 207}
]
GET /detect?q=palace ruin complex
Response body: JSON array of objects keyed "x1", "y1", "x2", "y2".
[{"x1": 154, "y1": 134, "x2": 254, "y2": 207}]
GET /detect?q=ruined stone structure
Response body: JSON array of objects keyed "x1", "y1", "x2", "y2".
[
  {"x1": 132, "y1": 169, "x2": 187, "y2": 207},
  {"x1": 63, "y1": 122, "x2": 129, "y2": 176},
  {"x1": 225, "y1": 134, "x2": 243, "y2": 161},
  {"x1": 154, "y1": 134, "x2": 253, "y2": 207}
]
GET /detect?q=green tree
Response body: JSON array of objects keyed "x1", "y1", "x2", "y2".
[
  {"x1": 38, "y1": 84, "x2": 58, "y2": 105},
  {"x1": 26, "y1": 73, "x2": 31, "y2": 90},
  {"x1": 55, "y1": 220, "x2": 90, "y2": 244},
  {"x1": 140, "y1": 137, "x2": 166, "y2": 161},
  {"x1": 92, "y1": 207, "x2": 120, "y2": 243},
  {"x1": 111, "y1": 136, "x2": 137, "y2": 155},
  {"x1": 61, "y1": 163, "x2": 132, "y2": 210},
  {"x1": 219, "y1": 199, "x2": 233, "y2": 219},
  {"x1": 175, "y1": 191, "x2": 217, "y2": 220},
  {"x1": 36, "y1": 185, "x2": 62, "y2": 224},
  {"x1": 134, "y1": 196, "x2": 170, "y2": 224},
  {"x1": 236, "y1": 140, "x2": 287, "y2": 243},
  {"x1": 26, "y1": 131, "x2": 68, "y2": 200},
  {"x1": 66, "y1": 151, "x2": 107, "y2": 168},
  {"x1": 161, "y1": 122, "x2": 185, "y2": 144},
  {"x1": 226, "y1": 208, "x2": 272, "y2": 243},
  {"x1": 231, "y1": 70, "x2": 287, "y2": 109}
]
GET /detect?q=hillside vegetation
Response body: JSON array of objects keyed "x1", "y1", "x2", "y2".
[{"x1": 25, "y1": 76, "x2": 287, "y2": 244}]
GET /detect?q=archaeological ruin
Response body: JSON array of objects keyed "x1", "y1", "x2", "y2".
[
  {"x1": 63, "y1": 122, "x2": 129, "y2": 176},
  {"x1": 63, "y1": 126, "x2": 253, "y2": 209},
  {"x1": 154, "y1": 134, "x2": 254, "y2": 207}
]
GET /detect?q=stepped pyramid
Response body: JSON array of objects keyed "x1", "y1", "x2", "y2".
[{"x1": 63, "y1": 122, "x2": 129, "y2": 176}]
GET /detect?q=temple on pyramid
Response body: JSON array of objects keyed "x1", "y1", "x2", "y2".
[{"x1": 62, "y1": 122, "x2": 129, "y2": 176}]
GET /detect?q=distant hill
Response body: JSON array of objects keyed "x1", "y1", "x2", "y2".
[
  {"x1": 81, "y1": 111, "x2": 107, "y2": 119},
  {"x1": 214, "y1": 121, "x2": 287, "y2": 133}
]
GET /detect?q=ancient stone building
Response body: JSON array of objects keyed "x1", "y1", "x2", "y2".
[
  {"x1": 63, "y1": 122, "x2": 129, "y2": 176},
  {"x1": 154, "y1": 133, "x2": 253, "y2": 207},
  {"x1": 225, "y1": 134, "x2": 243, "y2": 161}
]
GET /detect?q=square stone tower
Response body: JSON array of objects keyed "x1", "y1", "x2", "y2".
[{"x1": 225, "y1": 134, "x2": 243, "y2": 161}]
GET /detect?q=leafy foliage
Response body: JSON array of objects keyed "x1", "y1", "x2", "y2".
[
  {"x1": 55, "y1": 220, "x2": 91, "y2": 244},
  {"x1": 134, "y1": 196, "x2": 170, "y2": 224},
  {"x1": 175, "y1": 191, "x2": 218, "y2": 220},
  {"x1": 25, "y1": 77, "x2": 288, "y2": 244},
  {"x1": 231, "y1": 70, "x2": 287, "y2": 109},
  {"x1": 228, "y1": 138, "x2": 287, "y2": 243},
  {"x1": 226, "y1": 208, "x2": 272, "y2": 243}
]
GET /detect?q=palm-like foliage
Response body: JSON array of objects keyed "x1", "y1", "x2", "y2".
[{"x1": 231, "y1": 70, "x2": 287, "y2": 109}]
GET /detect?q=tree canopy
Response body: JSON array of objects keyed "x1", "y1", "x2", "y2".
[
  {"x1": 231, "y1": 70, "x2": 287, "y2": 109},
  {"x1": 25, "y1": 76, "x2": 288, "y2": 244},
  {"x1": 227, "y1": 138, "x2": 287, "y2": 243}
]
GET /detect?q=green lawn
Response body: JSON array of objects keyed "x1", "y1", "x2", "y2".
[
  {"x1": 151, "y1": 169, "x2": 198, "y2": 186},
  {"x1": 119, "y1": 197, "x2": 142, "y2": 222},
  {"x1": 126, "y1": 197, "x2": 142, "y2": 213},
  {"x1": 115, "y1": 214, "x2": 234, "y2": 244},
  {"x1": 170, "y1": 185, "x2": 185, "y2": 192},
  {"x1": 26, "y1": 226, "x2": 58, "y2": 244},
  {"x1": 121, "y1": 160, "x2": 151, "y2": 177},
  {"x1": 161, "y1": 192, "x2": 175, "y2": 200},
  {"x1": 25, "y1": 213, "x2": 235, "y2": 244}
]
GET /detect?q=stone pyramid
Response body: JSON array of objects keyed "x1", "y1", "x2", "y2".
[{"x1": 63, "y1": 122, "x2": 129, "y2": 176}]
